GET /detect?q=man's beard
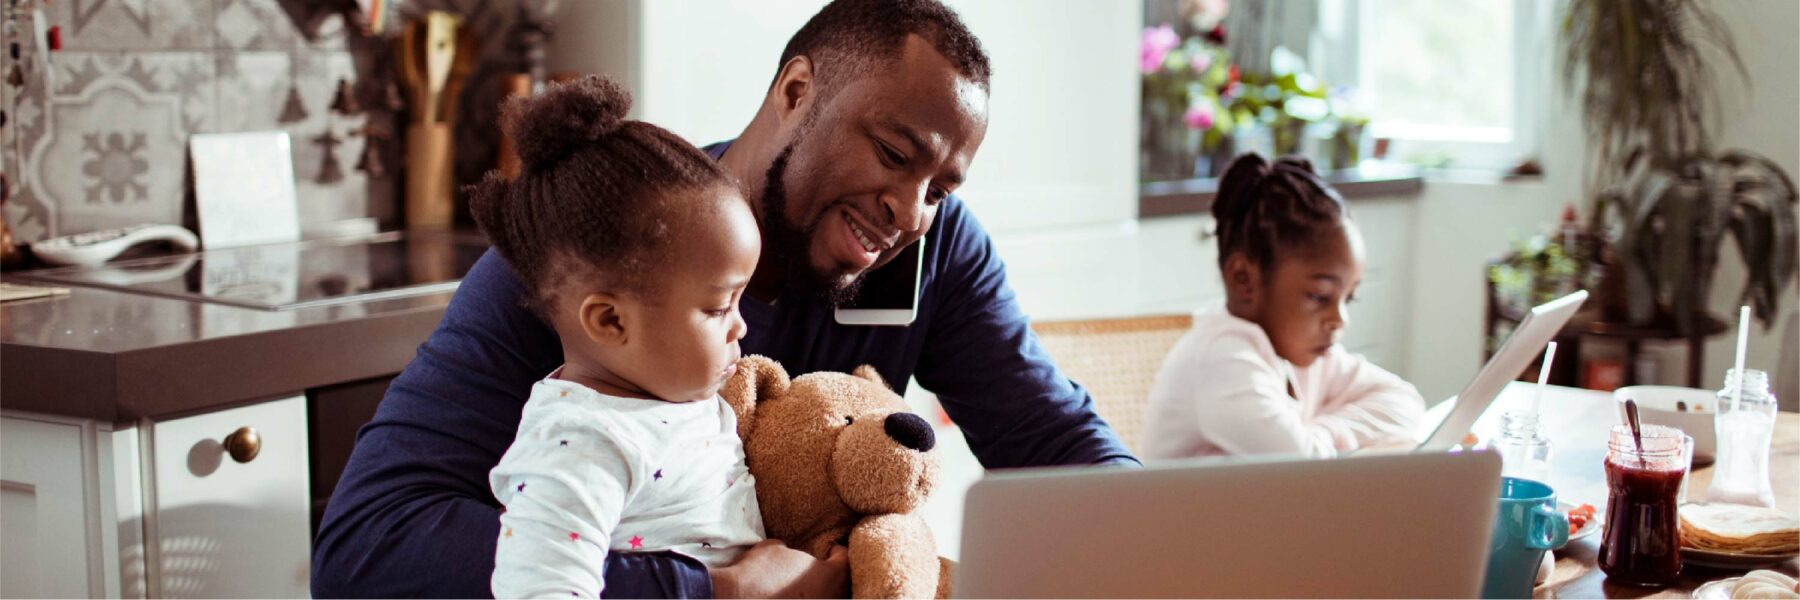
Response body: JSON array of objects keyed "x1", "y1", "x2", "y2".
[{"x1": 761, "y1": 142, "x2": 865, "y2": 307}]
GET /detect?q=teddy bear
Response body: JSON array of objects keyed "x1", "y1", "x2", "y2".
[{"x1": 720, "y1": 355, "x2": 952, "y2": 599}]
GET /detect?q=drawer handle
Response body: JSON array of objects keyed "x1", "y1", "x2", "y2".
[{"x1": 223, "y1": 426, "x2": 262, "y2": 463}]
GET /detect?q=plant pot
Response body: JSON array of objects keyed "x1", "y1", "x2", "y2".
[
  {"x1": 1587, "y1": 239, "x2": 1635, "y2": 323},
  {"x1": 1273, "y1": 119, "x2": 1307, "y2": 156}
]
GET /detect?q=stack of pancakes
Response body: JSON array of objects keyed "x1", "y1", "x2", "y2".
[{"x1": 1680, "y1": 504, "x2": 1800, "y2": 555}]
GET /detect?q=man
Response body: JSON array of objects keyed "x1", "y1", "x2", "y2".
[{"x1": 313, "y1": 1, "x2": 1138, "y2": 597}]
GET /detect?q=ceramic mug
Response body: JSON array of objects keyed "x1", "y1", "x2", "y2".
[{"x1": 1481, "y1": 477, "x2": 1570, "y2": 598}]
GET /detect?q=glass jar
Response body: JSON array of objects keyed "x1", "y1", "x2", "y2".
[
  {"x1": 1597, "y1": 424, "x2": 1686, "y2": 587},
  {"x1": 1708, "y1": 369, "x2": 1777, "y2": 507},
  {"x1": 1495, "y1": 410, "x2": 1553, "y2": 483}
]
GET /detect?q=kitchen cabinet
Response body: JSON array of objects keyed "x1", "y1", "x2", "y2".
[
  {"x1": 1, "y1": 396, "x2": 311, "y2": 599},
  {"x1": 1, "y1": 414, "x2": 121, "y2": 598},
  {"x1": 143, "y1": 397, "x2": 311, "y2": 598}
]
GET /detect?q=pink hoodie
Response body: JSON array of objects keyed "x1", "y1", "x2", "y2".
[{"x1": 1142, "y1": 307, "x2": 1425, "y2": 459}]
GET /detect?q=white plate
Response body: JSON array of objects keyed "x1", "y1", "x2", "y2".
[
  {"x1": 1682, "y1": 546, "x2": 1800, "y2": 570},
  {"x1": 1693, "y1": 577, "x2": 1742, "y2": 600},
  {"x1": 1559, "y1": 500, "x2": 1603, "y2": 542}
]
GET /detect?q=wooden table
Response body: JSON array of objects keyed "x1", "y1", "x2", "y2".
[{"x1": 1428, "y1": 383, "x2": 1800, "y2": 598}]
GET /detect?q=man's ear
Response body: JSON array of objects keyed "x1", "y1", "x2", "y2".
[
  {"x1": 769, "y1": 55, "x2": 817, "y2": 127},
  {"x1": 1222, "y1": 253, "x2": 1263, "y2": 311},
  {"x1": 577, "y1": 293, "x2": 629, "y2": 346}
]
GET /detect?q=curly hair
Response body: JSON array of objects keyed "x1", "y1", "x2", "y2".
[
  {"x1": 775, "y1": 0, "x2": 992, "y2": 98},
  {"x1": 468, "y1": 75, "x2": 735, "y2": 314},
  {"x1": 1211, "y1": 152, "x2": 1350, "y2": 270}
]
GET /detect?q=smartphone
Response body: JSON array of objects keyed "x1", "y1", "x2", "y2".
[{"x1": 834, "y1": 236, "x2": 924, "y2": 326}]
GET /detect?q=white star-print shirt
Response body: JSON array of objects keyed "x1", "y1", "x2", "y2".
[{"x1": 490, "y1": 375, "x2": 764, "y2": 599}]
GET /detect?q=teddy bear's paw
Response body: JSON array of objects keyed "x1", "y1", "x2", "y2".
[
  {"x1": 935, "y1": 557, "x2": 955, "y2": 599},
  {"x1": 848, "y1": 515, "x2": 940, "y2": 599}
]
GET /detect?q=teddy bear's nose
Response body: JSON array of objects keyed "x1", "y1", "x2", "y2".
[{"x1": 884, "y1": 413, "x2": 936, "y2": 452}]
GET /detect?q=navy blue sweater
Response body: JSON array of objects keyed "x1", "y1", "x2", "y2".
[{"x1": 311, "y1": 142, "x2": 1138, "y2": 598}]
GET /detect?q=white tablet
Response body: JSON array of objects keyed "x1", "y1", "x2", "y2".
[{"x1": 1417, "y1": 289, "x2": 1589, "y2": 451}]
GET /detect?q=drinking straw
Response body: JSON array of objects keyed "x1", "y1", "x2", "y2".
[
  {"x1": 1731, "y1": 305, "x2": 1751, "y2": 412},
  {"x1": 1532, "y1": 341, "x2": 1558, "y2": 419}
]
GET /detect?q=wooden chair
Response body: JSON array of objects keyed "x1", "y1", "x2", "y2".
[{"x1": 1032, "y1": 314, "x2": 1194, "y2": 453}]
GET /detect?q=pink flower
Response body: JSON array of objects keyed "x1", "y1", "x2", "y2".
[
  {"x1": 1140, "y1": 25, "x2": 1180, "y2": 74},
  {"x1": 1189, "y1": 51, "x2": 1213, "y2": 74},
  {"x1": 1183, "y1": 101, "x2": 1216, "y2": 130}
]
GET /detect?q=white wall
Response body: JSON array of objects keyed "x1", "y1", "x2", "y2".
[
  {"x1": 545, "y1": 0, "x2": 1141, "y2": 236},
  {"x1": 1401, "y1": 179, "x2": 1564, "y2": 403},
  {"x1": 1690, "y1": 0, "x2": 1800, "y2": 392}
]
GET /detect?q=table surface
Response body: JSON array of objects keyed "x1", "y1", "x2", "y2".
[{"x1": 1428, "y1": 382, "x2": 1800, "y2": 598}]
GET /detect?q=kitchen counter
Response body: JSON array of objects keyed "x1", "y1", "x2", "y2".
[
  {"x1": 0, "y1": 234, "x2": 479, "y2": 422},
  {"x1": 1, "y1": 284, "x2": 451, "y2": 421}
]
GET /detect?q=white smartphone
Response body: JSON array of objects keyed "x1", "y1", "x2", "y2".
[{"x1": 834, "y1": 236, "x2": 924, "y2": 326}]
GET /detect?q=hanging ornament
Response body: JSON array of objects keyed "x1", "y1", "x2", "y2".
[
  {"x1": 382, "y1": 75, "x2": 404, "y2": 112},
  {"x1": 279, "y1": 85, "x2": 308, "y2": 123},
  {"x1": 279, "y1": 48, "x2": 307, "y2": 123},
  {"x1": 355, "y1": 137, "x2": 387, "y2": 178},
  {"x1": 314, "y1": 129, "x2": 344, "y2": 184},
  {"x1": 354, "y1": 124, "x2": 389, "y2": 178},
  {"x1": 329, "y1": 78, "x2": 361, "y2": 115}
]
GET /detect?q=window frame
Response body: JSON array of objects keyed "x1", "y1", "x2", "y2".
[{"x1": 1319, "y1": 0, "x2": 1553, "y2": 171}]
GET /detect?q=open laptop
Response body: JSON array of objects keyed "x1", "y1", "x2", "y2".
[
  {"x1": 1414, "y1": 290, "x2": 1588, "y2": 451},
  {"x1": 954, "y1": 451, "x2": 1502, "y2": 598}
]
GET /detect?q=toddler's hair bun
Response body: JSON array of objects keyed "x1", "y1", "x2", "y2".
[{"x1": 502, "y1": 74, "x2": 633, "y2": 170}]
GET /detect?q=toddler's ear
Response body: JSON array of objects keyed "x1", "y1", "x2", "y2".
[
  {"x1": 577, "y1": 293, "x2": 629, "y2": 345},
  {"x1": 721, "y1": 355, "x2": 790, "y2": 439}
]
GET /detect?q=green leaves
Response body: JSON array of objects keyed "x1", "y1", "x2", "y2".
[
  {"x1": 1611, "y1": 151, "x2": 1798, "y2": 333},
  {"x1": 1561, "y1": 0, "x2": 1746, "y2": 188}
]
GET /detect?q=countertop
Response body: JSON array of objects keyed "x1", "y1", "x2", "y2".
[
  {"x1": 1138, "y1": 161, "x2": 1425, "y2": 217},
  {"x1": 2, "y1": 259, "x2": 457, "y2": 423}
]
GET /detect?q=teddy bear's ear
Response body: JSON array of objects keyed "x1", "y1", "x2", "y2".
[
  {"x1": 852, "y1": 364, "x2": 891, "y2": 391},
  {"x1": 721, "y1": 355, "x2": 790, "y2": 439}
]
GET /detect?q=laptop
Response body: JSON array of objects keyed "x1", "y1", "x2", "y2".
[
  {"x1": 954, "y1": 451, "x2": 1502, "y2": 598},
  {"x1": 1415, "y1": 290, "x2": 1588, "y2": 451}
]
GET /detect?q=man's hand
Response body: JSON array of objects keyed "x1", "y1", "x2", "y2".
[{"x1": 711, "y1": 540, "x2": 850, "y2": 599}]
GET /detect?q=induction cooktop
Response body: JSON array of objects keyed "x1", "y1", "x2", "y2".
[{"x1": 13, "y1": 231, "x2": 489, "y2": 311}]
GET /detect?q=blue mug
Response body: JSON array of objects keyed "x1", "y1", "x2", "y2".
[{"x1": 1481, "y1": 477, "x2": 1570, "y2": 598}]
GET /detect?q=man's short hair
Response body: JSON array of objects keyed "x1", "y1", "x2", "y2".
[{"x1": 775, "y1": 0, "x2": 993, "y2": 98}]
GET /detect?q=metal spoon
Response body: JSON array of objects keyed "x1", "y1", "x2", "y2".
[{"x1": 1624, "y1": 398, "x2": 1645, "y2": 456}]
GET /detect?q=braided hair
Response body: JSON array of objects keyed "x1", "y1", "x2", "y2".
[
  {"x1": 468, "y1": 75, "x2": 734, "y2": 314},
  {"x1": 1211, "y1": 153, "x2": 1350, "y2": 270}
]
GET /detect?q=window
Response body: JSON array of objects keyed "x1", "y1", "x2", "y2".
[{"x1": 1319, "y1": 0, "x2": 1551, "y2": 171}]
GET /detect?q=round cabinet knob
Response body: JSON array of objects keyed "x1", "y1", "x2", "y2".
[{"x1": 223, "y1": 426, "x2": 262, "y2": 463}]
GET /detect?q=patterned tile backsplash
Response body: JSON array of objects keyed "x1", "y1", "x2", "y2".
[{"x1": 2, "y1": 0, "x2": 536, "y2": 243}]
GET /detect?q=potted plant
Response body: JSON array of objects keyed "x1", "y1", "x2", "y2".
[
  {"x1": 1140, "y1": 0, "x2": 1239, "y2": 181},
  {"x1": 1561, "y1": 0, "x2": 1798, "y2": 332}
]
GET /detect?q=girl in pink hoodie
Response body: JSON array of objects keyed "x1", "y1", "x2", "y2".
[{"x1": 1142, "y1": 153, "x2": 1424, "y2": 459}]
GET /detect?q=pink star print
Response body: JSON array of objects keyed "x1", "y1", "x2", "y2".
[
  {"x1": 569, "y1": 532, "x2": 580, "y2": 542},
  {"x1": 629, "y1": 535, "x2": 645, "y2": 549}
]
